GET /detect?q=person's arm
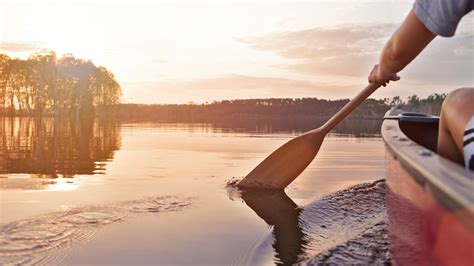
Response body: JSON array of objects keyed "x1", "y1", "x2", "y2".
[{"x1": 369, "y1": 9, "x2": 436, "y2": 86}]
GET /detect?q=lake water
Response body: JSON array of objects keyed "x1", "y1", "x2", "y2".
[{"x1": 0, "y1": 117, "x2": 387, "y2": 264}]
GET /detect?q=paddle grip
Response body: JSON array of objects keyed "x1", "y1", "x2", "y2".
[{"x1": 320, "y1": 82, "x2": 381, "y2": 133}]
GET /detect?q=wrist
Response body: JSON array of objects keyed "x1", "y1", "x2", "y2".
[{"x1": 377, "y1": 64, "x2": 395, "y2": 79}]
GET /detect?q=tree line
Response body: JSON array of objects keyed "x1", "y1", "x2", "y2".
[
  {"x1": 0, "y1": 50, "x2": 445, "y2": 122},
  {"x1": 0, "y1": 51, "x2": 121, "y2": 118},
  {"x1": 100, "y1": 94, "x2": 446, "y2": 123}
]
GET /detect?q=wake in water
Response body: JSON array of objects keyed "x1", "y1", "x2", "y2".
[
  {"x1": 227, "y1": 179, "x2": 389, "y2": 265},
  {"x1": 0, "y1": 196, "x2": 194, "y2": 265},
  {"x1": 302, "y1": 180, "x2": 389, "y2": 264}
]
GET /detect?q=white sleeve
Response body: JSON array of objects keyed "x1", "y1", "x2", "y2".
[{"x1": 413, "y1": 0, "x2": 473, "y2": 37}]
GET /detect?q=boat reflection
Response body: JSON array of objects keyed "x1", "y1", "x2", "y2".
[
  {"x1": 240, "y1": 188, "x2": 307, "y2": 265},
  {"x1": 0, "y1": 117, "x2": 121, "y2": 178}
]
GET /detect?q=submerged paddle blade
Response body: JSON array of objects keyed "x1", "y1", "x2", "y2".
[{"x1": 238, "y1": 131, "x2": 325, "y2": 189}]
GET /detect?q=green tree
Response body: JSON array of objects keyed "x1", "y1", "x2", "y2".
[
  {"x1": 407, "y1": 94, "x2": 420, "y2": 108},
  {"x1": 0, "y1": 51, "x2": 122, "y2": 117}
]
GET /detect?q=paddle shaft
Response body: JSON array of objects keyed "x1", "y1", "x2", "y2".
[
  {"x1": 238, "y1": 82, "x2": 382, "y2": 189},
  {"x1": 318, "y1": 82, "x2": 381, "y2": 134}
]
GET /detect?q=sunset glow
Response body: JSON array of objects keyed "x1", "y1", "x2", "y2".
[
  {"x1": 1, "y1": 0, "x2": 473, "y2": 103},
  {"x1": 1, "y1": 1, "x2": 473, "y2": 264}
]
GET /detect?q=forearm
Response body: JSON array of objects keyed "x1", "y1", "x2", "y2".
[
  {"x1": 379, "y1": 38, "x2": 411, "y2": 75},
  {"x1": 378, "y1": 10, "x2": 436, "y2": 77}
]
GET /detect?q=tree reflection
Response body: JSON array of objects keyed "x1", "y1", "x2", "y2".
[{"x1": 0, "y1": 117, "x2": 121, "y2": 178}]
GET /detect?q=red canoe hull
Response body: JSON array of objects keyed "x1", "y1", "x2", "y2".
[
  {"x1": 383, "y1": 111, "x2": 474, "y2": 265},
  {"x1": 386, "y1": 153, "x2": 474, "y2": 265}
]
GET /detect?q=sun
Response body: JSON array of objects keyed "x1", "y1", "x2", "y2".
[
  {"x1": 42, "y1": 26, "x2": 106, "y2": 65},
  {"x1": 30, "y1": 4, "x2": 106, "y2": 65}
]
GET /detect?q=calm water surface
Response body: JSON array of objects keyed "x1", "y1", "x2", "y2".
[{"x1": 0, "y1": 118, "x2": 386, "y2": 264}]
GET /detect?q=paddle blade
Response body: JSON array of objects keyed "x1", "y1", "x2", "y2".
[{"x1": 238, "y1": 132, "x2": 325, "y2": 189}]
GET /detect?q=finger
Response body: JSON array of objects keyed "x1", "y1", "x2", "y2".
[{"x1": 368, "y1": 74, "x2": 376, "y2": 83}]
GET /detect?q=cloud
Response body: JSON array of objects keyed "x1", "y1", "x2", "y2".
[
  {"x1": 240, "y1": 24, "x2": 474, "y2": 84},
  {"x1": 169, "y1": 74, "x2": 351, "y2": 96},
  {"x1": 151, "y1": 59, "x2": 168, "y2": 64},
  {"x1": 123, "y1": 74, "x2": 355, "y2": 104},
  {"x1": 0, "y1": 42, "x2": 42, "y2": 52},
  {"x1": 241, "y1": 24, "x2": 393, "y2": 77},
  {"x1": 242, "y1": 24, "x2": 391, "y2": 59}
]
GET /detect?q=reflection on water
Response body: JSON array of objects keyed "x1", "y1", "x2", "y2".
[
  {"x1": 236, "y1": 180, "x2": 389, "y2": 265},
  {"x1": 0, "y1": 117, "x2": 378, "y2": 179},
  {"x1": 0, "y1": 118, "x2": 387, "y2": 264},
  {"x1": 239, "y1": 188, "x2": 307, "y2": 265},
  {"x1": 0, "y1": 117, "x2": 121, "y2": 178},
  {"x1": 208, "y1": 118, "x2": 382, "y2": 136}
]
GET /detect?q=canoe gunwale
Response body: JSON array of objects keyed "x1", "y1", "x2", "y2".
[{"x1": 381, "y1": 109, "x2": 474, "y2": 231}]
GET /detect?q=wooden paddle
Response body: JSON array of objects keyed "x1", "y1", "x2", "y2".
[{"x1": 238, "y1": 82, "x2": 382, "y2": 189}]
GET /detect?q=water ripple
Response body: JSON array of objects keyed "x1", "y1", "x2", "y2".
[
  {"x1": 302, "y1": 180, "x2": 389, "y2": 264},
  {"x1": 0, "y1": 196, "x2": 194, "y2": 265},
  {"x1": 230, "y1": 179, "x2": 389, "y2": 265}
]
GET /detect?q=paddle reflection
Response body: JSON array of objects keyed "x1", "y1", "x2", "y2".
[
  {"x1": 0, "y1": 117, "x2": 121, "y2": 178},
  {"x1": 240, "y1": 188, "x2": 307, "y2": 265}
]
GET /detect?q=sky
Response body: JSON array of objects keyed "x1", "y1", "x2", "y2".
[{"x1": 0, "y1": 0, "x2": 473, "y2": 104}]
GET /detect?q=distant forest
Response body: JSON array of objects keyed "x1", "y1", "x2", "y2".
[
  {"x1": 100, "y1": 94, "x2": 447, "y2": 123},
  {"x1": 0, "y1": 51, "x2": 121, "y2": 118},
  {"x1": 1, "y1": 51, "x2": 447, "y2": 122}
]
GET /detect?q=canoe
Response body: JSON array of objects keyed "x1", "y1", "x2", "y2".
[{"x1": 382, "y1": 109, "x2": 474, "y2": 265}]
